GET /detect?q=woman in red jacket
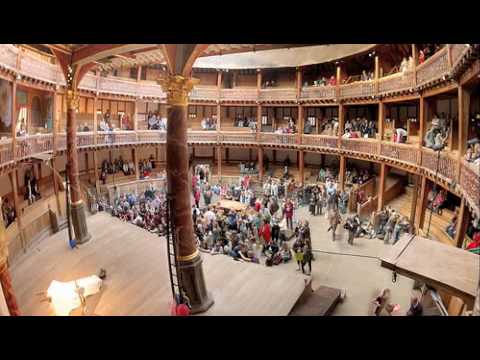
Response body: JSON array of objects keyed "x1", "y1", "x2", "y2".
[{"x1": 259, "y1": 220, "x2": 272, "y2": 254}]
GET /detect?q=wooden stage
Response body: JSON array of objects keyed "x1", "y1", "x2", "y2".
[{"x1": 9, "y1": 212, "x2": 309, "y2": 316}]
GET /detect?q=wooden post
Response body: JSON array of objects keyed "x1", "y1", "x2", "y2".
[
  {"x1": 258, "y1": 147, "x2": 264, "y2": 180},
  {"x1": 336, "y1": 66, "x2": 341, "y2": 98},
  {"x1": 256, "y1": 104, "x2": 261, "y2": 141},
  {"x1": 375, "y1": 56, "x2": 380, "y2": 94},
  {"x1": 419, "y1": 95, "x2": 425, "y2": 149},
  {"x1": 249, "y1": 148, "x2": 252, "y2": 162},
  {"x1": 51, "y1": 157, "x2": 62, "y2": 216},
  {"x1": 378, "y1": 101, "x2": 385, "y2": 142},
  {"x1": 9, "y1": 171, "x2": 24, "y2": 252},
  {"x1": 377, "y1": 163, "x2": 387, "y2": 211},
  {"x1": 454, "y1": 198, "x2": 470, "y2": 248},
  {"x1": 411, "y1": 44, "x2": 418, "y2": 87},
  {"x1": 85, "y1": 152, "x2": 90, "y2": 183},
  {"x1": 409, "y1": 174, "x2": 419, "y2": 225},
  {"x1": 225, "y1": 148, "x2": 229, "y2": 164},
  {"x1": 93, "y1": 96, "x2": 98, "y2": 146},
  {"x1": 257, "y1": 69, "x2": 262, "y2": 95},
  {"x1": 273, "y1": 149, "x2": 277, "y2": 165},
  {"x1": 298, "y1": 104, "x2": 304, "y2": 144},
  {"x1": 133, "y1": 100, "x2": 138, "y2": 132},
  {"x1": 296, "y1": 67, "x2": 302, "y2": 100},
  {"x1": 458, "y1": 85, "x2": 470, "y2": 181},
  {"x1": 11, "y1": 80, "x2": 17, "y2": 160},
  {"x1": 93, "y1": 150, "x2": 99, "y2": 194},
  {"x1": 299, "y1": 150, "x2": 304, "y2": 185},
  {"x1": 415, "y1": 176, "x2": 428, "y2": 233},
  {"x1": 338, "y1": 155, "x2": 346, "y2": 191},
  {"x1": 132, "y1": 148, "x2": 139, "y2": 180},
  {"x1": 338, "y1": 104, "x2": 345, "y2": 148},
  {"x1": 216, "y1": 103, "x2": 221, "y2": 131},
  {"x1": 217, "y1": 146, "x2": 222, "y2": 179},
  {"x1": 136, "y1": 66, "x2": 142, "y2": 82}
]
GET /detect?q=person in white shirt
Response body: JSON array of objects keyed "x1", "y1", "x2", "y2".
[{"x1": 204, "y1": 208, "x2": 216, "y2": 225}]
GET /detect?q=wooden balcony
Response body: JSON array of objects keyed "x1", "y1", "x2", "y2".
[
  {"x1": 340, "y1": 138, "x2": 378, "y2": 155},
  {"x1": 339, "y1": 80, "x2": 376, "y2": 99},
  {"x1": 136, "y1": 81, "x2": 165, "y2": 99},
  {"x1": 259, "y1": 133, "x2": 298, "y2": 146},
  {"x1": 19, "y1": 55, "x2": 59, "y2": 84},
  {"x1": 259, "y1": 88, "x2": 297, "y2": 102},
  {"x1": 98, "y1": 76, "x2": 139, "y2": 96},
  {"x1": 96, "y1": 131, "x2": 138, "y2": 146},
  {"x1": 77, "y1": 132, "x2": 96, "y2": 148},
  {"x1": 187, "y1": 131, "x2": 218, "y2": 144},
  {"x1": 136, "y1": 130, "x2": 166, "y2": 143},
  {"x1": 421, "y1": 148, "x2": 457, "y2": 182},
  {"x1": 220, "y1": 88, "x2": 257, "y2": 102},
  {"x1": 380, "y1": 142, "x2": 419, "y2": 166},
  {"x1": 459, "y1": 160, "x2": 480, "y2": 215},
  {"x1": 0, "y1": 139, "x2": 13, "y2": 165},
  {"x1": 0, "y1": 44, "x2": 19, "y2": 70},
  {"x1": 219, "y1": 131, "x2": 257, "y2": 145},
  {"x1": 301, "y1": 134, "x2": 338, "y2": 149},
  {"x1": 378, "y1": 71, "x2": 415, "y2": 96},
  {"x1": 416, "y1": 47, "x2": 450, "y2": 87},
  {"x1": 300, "y1": 86, "x2": 336, "y2": 101},
  {"x1": 189, "y1": 86, "x2": 218, "y2": 101},
  {"x1": 15, "y1": 134, "x2": 54, "y2": 159},
  {"x1": 450, "y1": 44, "x2": 470, "y2": 69}
]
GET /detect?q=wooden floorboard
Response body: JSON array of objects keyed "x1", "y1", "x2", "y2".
[{"x1": 10, "y1": 212, "x2": 308, "y2": 316}]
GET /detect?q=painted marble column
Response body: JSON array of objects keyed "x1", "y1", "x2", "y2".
[
  {"x1": 66, "y1": 90, "x2": 91, "y2": 244},
  {"x1": 0, "y1": 199, "x2": 20, "y2": 316},
  {"x1": 159, "y1": 75, "x2": 213, "y2": 314}
]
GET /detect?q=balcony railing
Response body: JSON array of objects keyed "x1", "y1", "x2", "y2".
[
  {"x1": 260, "y1": 133, "x2": 298, "y2": 145},
  {"x1": 339, "y1": 80, "x2": 376, "y2": 99},
  {"x1": 187, "y1": 131, "x2": 218, "y2": 144},
  {"x1": 137, "y1": 81, "x2": 165, "y2": 98},
  {"x1": 380, "y1": 142, "x2": 419, "y2": 165},
  {"x1": 98, "y1": 76, "x2": 139, "y2": 96},
  {"x1": 300, "y1": 85, "x2": 336, "y2": 100},
  {"x1": 450, "y1": 44, "x2": 470, "y2": 69},
  {"x1": 259, "y1": 88, "x2": 297, "y2": 102},
  {"x1": 301, "y1": 134, "x2": 338, "y2": 149},
  {"x1": 56, "y1": 133, "x2": 67, "y2": 151},
  {"x1": 220, "y1": 88, "x2": 257, "y2": 102},
  {"x1": 416, "y1": 47, "x2": 450, "y2": 86},
  {"x1": 0, "y1": 44, "x2": 19, "y2": 70},
  {"x1": 459, "y1": 161, "x2": 480, "y2": 214},
  {"x1": 189, "y1": 86, "x2": 219, "y2": 101},
  {"x1": 96, "y1": 131, "x2": 138, "y2": 146},
  {"x1": 0, "y1": 139, "x2": 13, "y2": 164},
  {"x1": 77, "y1": 132, "x2": 96, "y2": 148},
  {"x1": 341, "y1": 138, "x2": 378, "y2": 155},
  {"x1": 220, "y1": 131, "x2": 257, "y2": 144},
  {"x1": 15, "y1": 134, "x2": 54, "y2": 159},
  {"x1": 421, "y1": 148, "x2": 457, "y2": 182},
  {"x1": 136, "y1": 130, "x2": 166, "y2": 143},
  {"x1": 378, "y1": 71, "x2": 415, "y2": 95},
  {"x1": 19, "y1": 55, "x2": 59, "y2": 84}
]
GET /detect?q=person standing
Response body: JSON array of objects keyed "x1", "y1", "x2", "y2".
[
  {"x1": 406, "y1": 296, "x2": 423, "y2": 316},
  {"x1": 194, "y1": 187, "x2": 201, "y2": 208},
  {"x1": 284, "y1": 199, "x2": 294, "y2": 230},
  {"x1": 302, "y1": 244, "x2": 313, "y2": 275}
]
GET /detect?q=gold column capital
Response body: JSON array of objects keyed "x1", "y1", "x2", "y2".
[
  {"x1": 158, "y1": 75, "x2": 199, "y2": 106},
  {"x1": 66, "y1": 89, "x2": 79, "y2": 111}
]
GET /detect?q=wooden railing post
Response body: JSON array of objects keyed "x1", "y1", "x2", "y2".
[{"x1": 11, "y1": 79, "x2": 17, "y2": 162}]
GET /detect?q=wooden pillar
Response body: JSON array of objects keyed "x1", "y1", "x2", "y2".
[
  {"x1": 298, "y1": 104, "x2": 304, "y2": 142},
  {"x1": 133, "y1": 100, "x2": 138, "y2": 132},
  {"x1": 216, "y1": 103, "x2": 221, "y2": 131},
  {"x1": 409, "y1": 174, "x2": 419, "y2": 226},
  {"x1": 225, "y1": 148, "x2": 229, "y2": 164},
  {"x1": 419, "y1": 95, "x2": 426, "y2": 149},
  {"x1": 136, "y1": 66, "x2": 142, "y2": 82},
  {"x1": 132, "y1": 148, "x2": 139, "y2": 180},
  {"x1": 296, "y1": 67, "x2": 302, "y2": 100},
  {"x1": 109, "y1": 150, "x2": 112, "y2": 164},
  {"x1": 258, "y1": 147, "x2": 264, "y2": 180},
  {"x1": 256, "y1": 104, "x2": 261, "y2": 141},
  {"x1": 338, "y1": 155, "x2": 346, "y2": 191},
  {"x1": 412, "y1": 44, "x2": 418, "y2": 87},
  {"x1": 93, "y1": 150, "x2": 99, "y2": 194},
  {"x1": 217, "y1": 146, "x2": 222, "y2": 179},
  {"x1": 378, "y1": 101, "x2": 385, "y2": 142},
  {"x1": 11, "y1": 80, "x2": 17, "y2": 159},
  {"x1": 458, "y1": 85, "x2": 470, "y2": 180},
  {"x1": 257, "y1": 69, "x2": 262, "y2": 95},
  {"x1": 338, "y1": 104, "x2": 345, "y2": 137},
  {"x1": 51, "y1": 157, "x2": 62, "y2": 216},
  {"x1": 84, "y1": 152, "x2": 90, "y2": 183},
  {"x1": 415, "y1": 176, "x2": 428, "y2": 232},
  {"x1": 8, "y1": 171, "x2": 23, "y2": 252},
  {"x1": 299, "y1": 150, "x2": 304, "y2": 185},
  {"x1": 377, "y1": 163, "x2": 388, "y2": 211},
  {"x1": 454, "y1": 198, "x2": 471, "y2": 248},
  {"x1": 249, "y1": 148, "x2": 252, "y2": 162},
  {"x1": 320, "y1": 153, "x2": 325, "y2": 168},
  {"x1": 375, "y1": 56, "x2": 380, "y2": 94},
  {"x1": 273, "y1": 149, "x2": 277, "y2": 165},
  {"x1": 336, "y1": 66, "x2": 341, "y2": 98}
]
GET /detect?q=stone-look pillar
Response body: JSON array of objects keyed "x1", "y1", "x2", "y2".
[
  {"x1": 217, "y1": 146, "x2": 222, "y2": 179},
  {"x1": 299, "y1": 150, "x2": 305, "y2": 185},
  {"x1": 454, "y1": 198, "x2": 471, "y2": 248},
  {"x1": 258, "y1": 147, "x2": 264, "y2": 180},
  {"x1": 66, "y1": 90, "x2": 91, "y2": 244},
  {"x1": 338, "y1": 155, "x2": 346, "y2": 191},
  {"x1": 158, "y1": 75, "x2": 213, "y2": 314},
  {"x1": 377, "y1": 163, "x2": 388, "y2": 211},
  {"x1": 0, "y1": 201, "x2": 20, "y2": 316}
]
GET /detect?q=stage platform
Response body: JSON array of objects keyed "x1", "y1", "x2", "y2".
[{"x1": 9, "y1": 212, "x2": 309, "y2": 316}]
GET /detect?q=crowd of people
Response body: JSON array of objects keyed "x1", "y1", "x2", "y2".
[
  {"x1": 274, "y1": 118, "x2": 296, "y2": 134},
  {"x1": 343, "y1": 117, "x2": 377, "y2": 139},
  {"x1": 147, "y1": 111, "x2": 167, "y2": 130},
  {"x1": 201, "y1": 117, "x2": 217, "y2": 130},
  {"x1": 99, "y1": 155, "x2": 157, "y2": 184},
  {"x1": 308, "y1": 75, "x2": 337, "y2": 87},
  {"x1": 98, "y1": 110, "x2": 133, "y2": 131},
  {"x1": 234, "y1": 116, "x2": 256, "y2": 131}
]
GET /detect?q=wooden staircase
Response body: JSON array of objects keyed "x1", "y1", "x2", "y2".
[{"x1": 386, "y1": 186, "x2": 456, "y2": 246}]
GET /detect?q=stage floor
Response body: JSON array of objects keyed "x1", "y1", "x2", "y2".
[{"x1": 9, "y1": 212, "x2": 308, "y2": 316}]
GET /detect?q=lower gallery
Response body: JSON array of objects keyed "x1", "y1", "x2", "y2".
[{"x1": 0, "y1": 43, "x2": 479, "y2": 316}]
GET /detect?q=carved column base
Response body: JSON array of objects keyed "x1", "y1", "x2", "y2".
[
  {"x1": 178, "y1": 254, "x2": 214, "y2": 314},
  {"x1": 0, "y1": 263, "x2": 20, "y2": 316},
  {"x1": 71, "y1": 201, "x2": 91, "y2": 245}
]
